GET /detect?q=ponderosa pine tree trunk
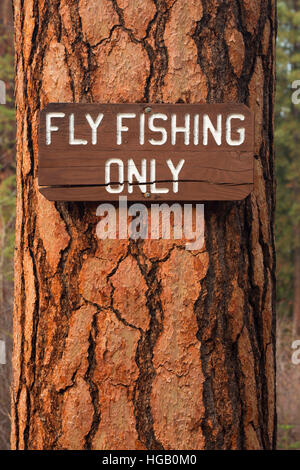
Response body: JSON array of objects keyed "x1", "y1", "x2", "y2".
[
  {"x1": 11, "y1": 0, "x2": 276, "y2": 450},
  {"x1": 293, "y1": 225, "x2": 300, "y2": 336}
]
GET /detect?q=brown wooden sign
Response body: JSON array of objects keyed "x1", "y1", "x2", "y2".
[{"x1": 38, "y1": 103, "x2": 254, "y2": 201}]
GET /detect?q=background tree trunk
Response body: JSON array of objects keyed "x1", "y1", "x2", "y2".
[{"x1": 11, "y1": 0, "x2": 276, "y2": 450}]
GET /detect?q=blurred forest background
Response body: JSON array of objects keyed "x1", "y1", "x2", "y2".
[
  {"x1": 0, "y1": 0, "x2": 300, "y2": 450},
  {"x1": 0, "y1": 0, "x2": 14, "y2": 451}
]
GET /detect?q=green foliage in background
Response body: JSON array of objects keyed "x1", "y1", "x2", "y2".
[
  {"x1": 276, "y1": 0, "x2": 300, "y2": 452},
  {"x1": 276, "y1": 0, "x2": 300, "y2": 317},
  {"x1": 0, "y1": 28, "x2": 15, "y2": 168},
  {"x1": 0, "y1": 26, "x2": 15, "y2": 284}
]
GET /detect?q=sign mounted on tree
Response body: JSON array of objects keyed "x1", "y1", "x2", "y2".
[{"x1": 38, "y1": 103, "x2": 254, "y2": 201}]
